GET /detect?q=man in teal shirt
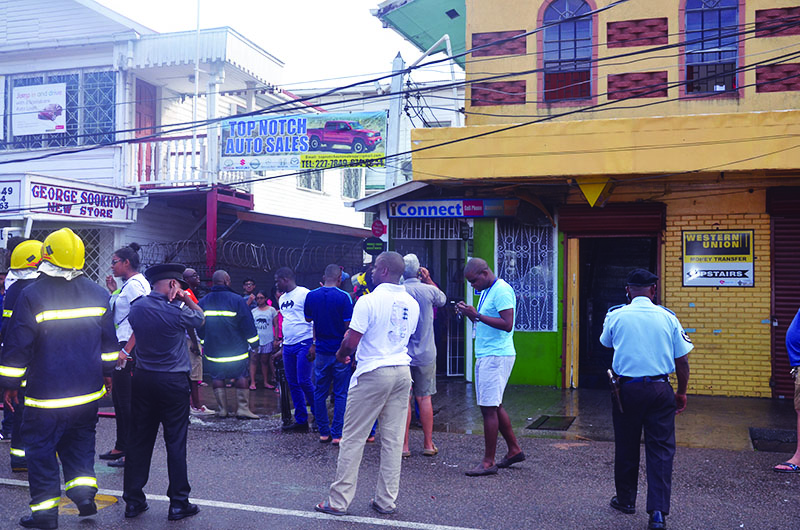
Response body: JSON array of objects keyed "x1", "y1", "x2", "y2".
[{"x1": 456, "y1": 258, "x2": 525, "y2": 476}]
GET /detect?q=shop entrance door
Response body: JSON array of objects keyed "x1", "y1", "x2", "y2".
[
  {"x1": 392, "y1": 218, "x2": 467, "y2": 377},
  {"x1": 578, "y1": 237, "x2": 658, "y2": 388}
]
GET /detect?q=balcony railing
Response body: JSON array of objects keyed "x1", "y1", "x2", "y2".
[{"x1": 126, "y1": 134, "x2": 248, "y2": 190}]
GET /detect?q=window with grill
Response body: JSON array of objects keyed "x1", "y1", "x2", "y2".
[
  {"x1": 497, "y1": 219, "x2": 557, "y2": 332},
  {"x1": 685, "y1": 0, "x2": 739, "y2": 93},
  {"x1": 342, "y1": 168, "x2": 362, "y2": 199},
  {"x1": 2, "y1": 70, "x2": 116, "y2": 150},
  {"x1": 542, "y1": 0, "x2": 592, "y2": 101},
  {"x1": 297, "y1": 170, "x2": 323, "y2": 191}
]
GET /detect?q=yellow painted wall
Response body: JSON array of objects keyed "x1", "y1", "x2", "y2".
[
  {"x1": 411, "y1": 109, "x2": 800, "y2": 183},
  {"x1": 464, "y1": 0, "x2": 800, "y2": 126},
  {"x1": 663, "y1": 208, "x2": 772, "y2": 397}
]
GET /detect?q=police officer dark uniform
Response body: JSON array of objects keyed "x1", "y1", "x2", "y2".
[
  {"x1": 122, "y1": 263, "x2": 204, "y2": 521},
  {"x1": 600, "y1": 269, "x2": 692, "y2": 530},
  {"x1": 0, "y1": 239, "x2": 43, "y2": 473},
  {"x1": 198, "y1": 269, "x2": 259, "y2": 419},
  {"x1": 0, "y1": 228, "x2": 118, "y2": 530}
]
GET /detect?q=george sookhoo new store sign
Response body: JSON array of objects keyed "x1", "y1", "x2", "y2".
[{"x1": 0, "y1": 177, "x2": 132, "y2": 222}]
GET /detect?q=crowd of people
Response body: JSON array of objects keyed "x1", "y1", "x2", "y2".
[{"x1": 0, "y1": 228, "x2": 710, "y2": 530}]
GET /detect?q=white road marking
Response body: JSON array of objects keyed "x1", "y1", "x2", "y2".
[{"x1": 0, "y1": 477, "x2": 481, "y2": 530}]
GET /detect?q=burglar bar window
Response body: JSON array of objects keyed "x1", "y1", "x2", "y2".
[
  {"x1": 497, "y1": 219, "x2": 557, "y2": 332},
  {"x1": 342, "y1": 167, "x2": 362, "y2": 199},
  {"x1": 1, "y1": 69, "x2": 116, "y2": 150},
  {"x1": 685, "y1": 0, "x2": 739, "y2": 93},
  {"x1": 542, "y1": 0, "x2": 592, "y2": 101},
  {"x1": 297, "y1": 170, "x2": 323, "y2": 191}
]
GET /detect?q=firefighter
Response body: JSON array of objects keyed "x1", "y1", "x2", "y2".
[
  {"x1": 0, "y1": 228, "x2": 118, "y2": 530},
  {"x1": 0, "y1": 239, "x2": 44, "y2": 473},
  {"x1": 198, "y1": 269, "x2": 260, "y2": 419}
]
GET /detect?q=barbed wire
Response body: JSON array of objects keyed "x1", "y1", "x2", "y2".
[{"x1": 138, "y1": 238, "x2": 366, "y2": 275}]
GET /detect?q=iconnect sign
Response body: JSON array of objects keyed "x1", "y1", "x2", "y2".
[
  {"x1": 387, "y1": 199, "x2": 519, "y2": 218},
  {"x1": 682, "y1": 230, "x2": 754, "y2": 287}
]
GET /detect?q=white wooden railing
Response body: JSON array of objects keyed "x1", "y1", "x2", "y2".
[{"x1": 126, "y1": 135, "x2": 248, "y2": 190}]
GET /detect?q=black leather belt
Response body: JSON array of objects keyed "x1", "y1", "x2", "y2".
[{"x1": 619, "y1": 375, "x2": 669, "y2": 384}]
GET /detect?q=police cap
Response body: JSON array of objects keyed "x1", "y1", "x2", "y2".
[
  {"x1": 145, "y1": 263, "x2": 189, "y2": 289},
  {"x1": 626, "y1": 268, "x2": 658, "y2": 286}
]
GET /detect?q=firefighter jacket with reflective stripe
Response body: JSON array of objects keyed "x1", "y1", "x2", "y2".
[
  {"x1": 198, "y1": 285, "x2": 259, "y2": 359},
  {"x1": 0, "y1": 275, "x2": 118, "y2": 406},
  {"x1": 0, "y1": 277, "x2": 37, "y2": 345}
]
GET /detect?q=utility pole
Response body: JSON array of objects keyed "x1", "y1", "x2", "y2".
[{"x1": 385, "y1": 53, "x2": 405, "y2": 190}]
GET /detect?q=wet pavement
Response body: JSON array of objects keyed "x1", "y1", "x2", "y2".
[{"x1": 0, "y1": 379, "x2": 798, "y2": 529}]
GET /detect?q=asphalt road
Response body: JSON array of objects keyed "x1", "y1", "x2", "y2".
[{"x1": 0, "y1": 411, "x2": 798, "y2": 530}]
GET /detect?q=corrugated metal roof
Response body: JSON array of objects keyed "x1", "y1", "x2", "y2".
[{"x1": 373, "y1": 0, "x2": 466, "y2": 67}]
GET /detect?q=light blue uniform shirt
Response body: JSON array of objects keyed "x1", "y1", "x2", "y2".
[
  {"x1": 600, "y1": 296, "x2": 693, "y2": 377},
  {"x1": 475, "y1": 278, "x2": 516, "y2": 358}
]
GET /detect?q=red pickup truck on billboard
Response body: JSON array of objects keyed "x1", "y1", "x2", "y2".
[{"x1": 307, "y1": 120, "x2": 382, "y2": 153}]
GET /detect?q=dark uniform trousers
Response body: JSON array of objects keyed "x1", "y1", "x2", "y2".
[
  {"x1": 123, "y1": 369, "x2": 191, "y2": 509},
  {"x1": 9, "y1": 386, "x2": 26, "y2": 469},
  {"x1": 612, "y1": 380, "x2": 676, "y2": 514},
  {"x1": 111, "y1": 345, "x2": 133, "y2": 453},
  {"x1": 22, "y1": 402, "x2": 99, "y2": 514}
]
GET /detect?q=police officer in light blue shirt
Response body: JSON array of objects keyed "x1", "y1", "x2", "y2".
[{"x1": 599, "y1": 268, "x2": 692, "y2": 530}]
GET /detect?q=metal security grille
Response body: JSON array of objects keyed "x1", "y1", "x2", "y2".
[
  {"x1": 392, "y1": 218, "x2": 464, "y2": 240},
  {"x1": 2, "y1": 69, "x2": 116, "y2": 149},
  {"x1": 497, "y1": 219, "x2": 557, "y2": 332},
  {"x1": 30, "y1": 227, "x2": 114, "y2": 284},
  {"x1": 342, "y1": 168, "x2": 362, "y2": 199},
  {"x1": 297, "y1": 170, "x2": 323, "y2": 191}
]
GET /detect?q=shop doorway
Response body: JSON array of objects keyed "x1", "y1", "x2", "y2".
[
  {"x1": 392, "y1": 219, "x2": 467, "y2": 377},
  {"x1": 578, "y1": 237, "x2": 658, "y2": 388}
]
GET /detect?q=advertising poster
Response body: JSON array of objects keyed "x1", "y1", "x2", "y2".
[
  {"x1": 682, "y1": 230, "x2": 754, "y2": 287},
  {"x1": 220, "y1": 111, "x2": 386, "y2": 172},
  {"x1": 12, "y1": 83, "x2": 67, "y2": 135}
]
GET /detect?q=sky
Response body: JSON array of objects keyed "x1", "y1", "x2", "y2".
[{"x1": 94, "y1": 0, "x2": 455, "y2": 90}]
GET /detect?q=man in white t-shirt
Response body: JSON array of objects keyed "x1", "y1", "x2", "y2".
[
  {"x1": 275, "y1": 267, "x2": 315, "y2": 432},
  {"x1": 315, "y1": 252, "x2": 420, "y2": 517}
]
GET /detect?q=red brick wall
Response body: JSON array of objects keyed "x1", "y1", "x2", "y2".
[
  {"x1": 607, "y1": 18, "x2": 668, "y2": 48},
  {"x1": 756, "y1": 63, "x2": 800, "y2": 92},
  {"x1": 755, "y1": 7, "x2": 800, "y2": 37},
  {"x1": 471, "y1": 30, "x2": 527, "y2": 57},
  {"x1": 471, "y1": 80, "x2": 527, "y2": 106},
  {"x1": 608, "y1": 71, "x2": 669, "y2": 99}
]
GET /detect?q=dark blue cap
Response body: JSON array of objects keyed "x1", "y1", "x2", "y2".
[
  {"x1": 626, "y1": 268, "x2": 658, "y2": 286},
  {"x1": 145, "y1": 263, "x2": 189, "y2": 289}
]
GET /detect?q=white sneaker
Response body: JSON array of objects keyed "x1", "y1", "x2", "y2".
[{"x1": 190, "y1": 405, "x2": 216, "y2": 416}]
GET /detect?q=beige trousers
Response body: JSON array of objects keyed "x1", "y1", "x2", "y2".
[{"x1": 327, "y1": 365, "x2": 412, "y2": 511}]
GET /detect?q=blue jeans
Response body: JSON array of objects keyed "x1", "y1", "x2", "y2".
[
  {"x1": 283, "y1": 340, "x2": 315, "y2": 424},
  {"x1": 313, "y1": 353, "x2": 351, "y2": 439}
]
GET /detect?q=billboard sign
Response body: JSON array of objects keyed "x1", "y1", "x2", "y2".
[
  {"x1": 12, "y1": 83, "x2": 67, "y2": 135},
  {"x1": 682, "y1": 230, "x2": 754, "y2": 287},
  {"x1": 220, "y1": 111, "x2": 386, "y2": 172}
]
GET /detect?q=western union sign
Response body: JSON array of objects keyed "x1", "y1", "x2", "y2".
[{"x1": 682, "y1": 230, "x2": 754, "y2": 287}]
